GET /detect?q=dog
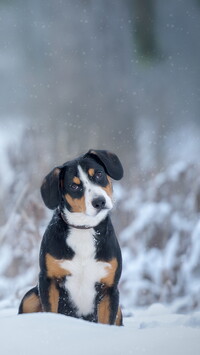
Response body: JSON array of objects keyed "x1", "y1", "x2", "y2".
[{"x1": 18, "y1": 149, "x2": 123, "y2": 326}]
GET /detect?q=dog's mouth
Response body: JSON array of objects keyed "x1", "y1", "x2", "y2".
[
  {"x1": 62, "y1": 204, "x2": 111, "y2": 229},
  {"x1": 85, "y1": 205, "x2": 110, "y2": 217},
  {"x1": 96, "y1": 206, "x2": 109, "y2": 214}
]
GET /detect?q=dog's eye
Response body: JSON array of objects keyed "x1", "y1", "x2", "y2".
[
  {"x1": 95, "y1": 171, "x2": 103, "y2": 180},
  {"x1": 70, "y1": 183, "x2": 80, "y2": 191}
]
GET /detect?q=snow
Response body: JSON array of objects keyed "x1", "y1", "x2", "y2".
[
  {"x1": 0, "y1": 305, "x2": 200, "y2": 355},
  {"x1": 0, "y1": 119, "x2": 24, "y2": 189},
  {"x1": 118, "y1": 161, "x2": 200, "y2": 311}
]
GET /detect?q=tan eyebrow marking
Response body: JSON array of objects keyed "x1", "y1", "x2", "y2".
[
  {"x1": 88, "y1": 168, "x2": 95, "y2": 177},
  {"x1": 73, "y1": 176, "x2": 81, "y2": 184}
]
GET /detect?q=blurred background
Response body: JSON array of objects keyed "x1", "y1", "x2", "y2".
[{"x1": 0, "y1": 0, "x2": 200, "y2": 313}]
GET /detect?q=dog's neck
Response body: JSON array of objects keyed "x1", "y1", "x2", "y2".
[{"x1": 59, "y1": 210, "x2": 93, "y2": 230}]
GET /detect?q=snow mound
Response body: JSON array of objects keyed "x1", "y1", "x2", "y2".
[{"x1": 0, "y1": 308, "x2": 200, "y2": 355}]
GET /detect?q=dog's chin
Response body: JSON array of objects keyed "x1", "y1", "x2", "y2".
[{"x1": 63, "y1": 207, "x2": 110, "y2": 228}]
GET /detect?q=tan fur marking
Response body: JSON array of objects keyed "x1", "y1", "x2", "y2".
[
  {"x1": 46, "y1": 253, "x2": 71, "y2": 278},
  {"x1": 98, "y1": 295, "x2": 110, "y2": 324},
  {"x1": 115, "y1": 307, "x2": 122, "y2": 326},
  {"x1": 88, "y1": 168, "x2": 95, "y2": 177},
  {"x1": 100, "y1": 258, "x2": 118, "y2": 287},
  {"x1": 73, "y1": 176, "x2": 81, "y2": 184},
  {"x1": 65, "y1": 194, "x2": 86, "y2": 213},
  {"x1": 23, "y1": 293, "x2": 42, "y2": 313},
  {"x1": 102, "y1": 176, "x2": 113, "y2": 198},
  {"x1": 49, "y1": 281, "x2": 59, "y2": 313}
]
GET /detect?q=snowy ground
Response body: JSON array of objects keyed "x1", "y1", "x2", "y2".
[{"x1": 0, "y1": 304, "x2": 200, "y2": 355}]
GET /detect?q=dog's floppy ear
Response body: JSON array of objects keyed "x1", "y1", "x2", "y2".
[
  {"x1": 41, "y1": 166, "x2": 63, "y2": 209},
  {"x1": 86, "y1": 149, "x2": 123, "y2": 180}
]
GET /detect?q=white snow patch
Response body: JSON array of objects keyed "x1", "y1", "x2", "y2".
[{"x1": 0, "y1": 307, "x2": 200, "y2": 355}]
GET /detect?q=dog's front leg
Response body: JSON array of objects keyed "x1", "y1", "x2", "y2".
[
  {"x1": 97, "y1": 287, "x2": 120, "y2": 325},
  {"x1": 39, "y1": 273, "x2": 59, "y2": 313}
]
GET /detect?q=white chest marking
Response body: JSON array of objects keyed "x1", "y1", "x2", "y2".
[{"x1": 60, "y1": 228, "x2": 110, "y2": 316}]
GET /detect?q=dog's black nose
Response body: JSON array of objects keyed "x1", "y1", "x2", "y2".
[{"x1": 92, "y1": 196, "x2": 106, "y2": 210}]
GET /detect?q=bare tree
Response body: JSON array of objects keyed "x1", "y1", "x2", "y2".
[{"x1": 130, "y1": 0, "x2": 158, "y2": 58}]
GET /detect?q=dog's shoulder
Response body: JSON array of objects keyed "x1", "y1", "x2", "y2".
[{"x1": 40, "y1": 209, "x2": 74, "y2": 263}]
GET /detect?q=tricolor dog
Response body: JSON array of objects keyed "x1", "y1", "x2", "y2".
[{"x1": 18, "y1": 149, "x2": 123, "y2": 325}]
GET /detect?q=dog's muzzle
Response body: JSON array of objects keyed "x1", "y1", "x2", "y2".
[{"x1": 91, "y1": 196, "x2": 106, "y2": 212}]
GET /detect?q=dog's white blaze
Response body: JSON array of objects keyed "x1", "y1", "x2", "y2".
[
  {"x1": 60, "y1": 228, "x2": 110, "y2": 316},
  {"x1": 78, "y1": 165, "x2": 113, "y2": 216},
  {"x1": 63, "y1": 165, "x2": 113, "y2": 227}
]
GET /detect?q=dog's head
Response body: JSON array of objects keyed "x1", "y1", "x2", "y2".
[{"x1": 41, "y1": 149, "x2": 123, "y2": 227}]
